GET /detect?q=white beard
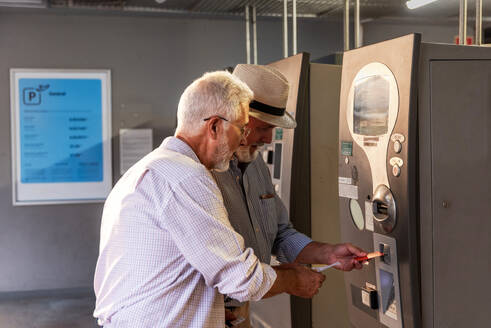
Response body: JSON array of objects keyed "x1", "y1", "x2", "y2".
[
  {"x1": 211, "y1": 135, "x2": 232, "y2": 172},
  {"x1": 235, "y1": 144, "x2": 262, "y2": 163}
]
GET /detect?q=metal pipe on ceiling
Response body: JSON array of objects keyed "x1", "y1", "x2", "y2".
[
  {"x1": 283, "y1": 0, "x2": 288, "y2": 58},
  {"x1": 475, "y1": 0, "x2": 482, "y2": 45},
  {"x1": 459, "y1": 0, "x2": 467, "y2": 45},
  {"x1": 344, "y1": 0, "x2": 350, "y2": 51},
  {"x1": 245, "y1": 5, "x2": 251, "y2": 64},
  {"x1": 293, "y1": 0, "x2": 297, "y2": 54},
  {"x1": 355, "y1": 0, "x2": 361, "y2": 48},
  {"x1": 253, "y1": 5, "x2": 258, "y2": 64}
]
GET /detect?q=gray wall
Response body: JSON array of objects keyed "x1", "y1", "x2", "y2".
[
  {"x1": 363, "y1": 19, "x2": 475, "y2": 45},
  {"x1": 0, "y1": 8, "x2": 343, "y2": 292},
  {"x1": 2, "y1": 6, "x2": 465, "y2": 295}
]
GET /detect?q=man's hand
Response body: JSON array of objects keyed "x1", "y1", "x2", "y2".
[
  {"x1": 326, "y1": 243, "x2": 365, "y2": 271},
  {"x1": 263, "y1": 263, "x2": 325, "y2": 299},
  {"x1": 295, "y1": 241, "x2": 366, "y2": 271},
  {"x1": 283, "y1": 263, "x2": 326, "y2": 298}
]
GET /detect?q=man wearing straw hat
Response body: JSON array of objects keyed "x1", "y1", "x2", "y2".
[
  {"x1": 94, "y1": 70, "x2": 327, "y2": 328},
  {"x1": 213, "y1": 64, "x2": 366, "y2": 327}
]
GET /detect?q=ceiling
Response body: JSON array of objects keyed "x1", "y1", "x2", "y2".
[{"x1": 4, "y1": 0, "x2": 491, "y2": 20}]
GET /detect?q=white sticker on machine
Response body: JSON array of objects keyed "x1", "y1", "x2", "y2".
[
  {"x1": 361, "y1": 289, "x2": 371, "y2": 307},
  {"x1": 386, "y1": 300, "x2": 398, "y2": 320},
  {"x1": 365, "y1": 200, "x2": 374, "y2": 231},
  {"x1": 338, "y1": 176, "x2": 353, "y2": 185},
  {"x1": 339, "y1": 183, "x2": 358, "y2": 199}
]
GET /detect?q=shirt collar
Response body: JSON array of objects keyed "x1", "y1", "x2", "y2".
[
  {"x1": 230, "y1": 154, "x2": 257, "y2": 175},
  {"x1": 160, "y1": 137, "x2": 201, "y2": 164}
]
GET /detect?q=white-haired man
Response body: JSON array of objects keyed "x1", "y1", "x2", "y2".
[
  {"x1": 93, "y1": 70, "x2": 325, "y2": 327},
  {"x1": 212, "y1": 65, "x2": 366, "y2": 326}
]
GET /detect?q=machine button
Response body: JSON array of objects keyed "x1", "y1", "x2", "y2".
[
  {"x1": 393, "y1": 140, "x2": 402, "y2": 153},
  {"x1": 391, "y1": 133, "x2": 405, "y2": 143},
  {"x1": 389, "y1": 157, "x2": 403, "y2": 167},
  {"x1": 392, "y1": 165, "x2": 401, "y2": 177}
]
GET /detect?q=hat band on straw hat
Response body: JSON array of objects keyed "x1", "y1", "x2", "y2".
[{"x1": 249, "y1": 100, "x2": 285, "y2": 117}]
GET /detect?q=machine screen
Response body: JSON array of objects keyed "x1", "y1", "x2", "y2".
[
  {"x1": 379, "y1": 269, "x2": 395, "y2": 314},
  {"x1": 353, "y1": 75, "x2": 390, "y2": 136}
]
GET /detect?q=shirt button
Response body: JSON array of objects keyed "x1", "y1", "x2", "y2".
[{"x1": 255, "y1": 228, "x2": 259, "y2": 232}]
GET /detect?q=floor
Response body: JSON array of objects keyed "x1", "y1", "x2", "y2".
[{"x1": 0, "y1": 294, "x2": 98, "y2": 328}]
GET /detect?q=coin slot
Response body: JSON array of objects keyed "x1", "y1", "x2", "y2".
[
  {"x1": 373, "y1": 200, "x2": 389, "y2": 220},
  {"x1": 371, "y1": 185, "x2": 397, "y2": 233}
]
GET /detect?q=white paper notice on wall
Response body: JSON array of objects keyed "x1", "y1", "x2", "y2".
[
  {"x1": 339, "y1": 183, "x2": 358, "y2": 199},
  {"x1": 365, "y1": 200, "x2": 374, "y2": 231},
  {"x1": 120, "y1": 129, "x2": 153, "y2": 175}
]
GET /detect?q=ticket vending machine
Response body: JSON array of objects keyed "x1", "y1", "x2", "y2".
[
  {"x1": 253, "y1": 53, "x2": 349, "y2": 328},
  {"x1": 262, "y1": 53, "x2": 310, "y2": 212},
  {"x1": 338, "y1": 34, "x2": 491, "y2": 327},
  {"x1": 250, "y1": 53, "x2": 310, "y2": 328}
]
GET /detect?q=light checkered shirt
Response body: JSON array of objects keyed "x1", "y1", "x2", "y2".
[{"x1": 93, "y1": 137, "x2": 276, "y2": 327}]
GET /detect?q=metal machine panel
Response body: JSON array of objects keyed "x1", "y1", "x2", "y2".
[
  {"x1": 252, "y1": 53, "x2": 311, "y2": 328},
  {"x1": 430, "y1": 60, "x2": 491, "y2": 327},
  {"x1": 340, "y1": 35, "x2": 491, "y2": 328},
  {"x1": 417, "y1": 42, "x2": 491, "y2": 328},
  {"x1": 265, "y1": 53, "x2": 310, "y2": 213},
  {"x1": 373, "y1": 233, "x2": 402, "y2": 328},
  {"x1": 338, "y1": 34, "x2": 421, "y2": 328}
]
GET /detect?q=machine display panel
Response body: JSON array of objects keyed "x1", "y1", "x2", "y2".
[
  {"x1": 273, "y1": 143, "x2": 282, "y2": 179},
  {"x1": 353, "y1": 75, "x2": 390, "y2": 136}
]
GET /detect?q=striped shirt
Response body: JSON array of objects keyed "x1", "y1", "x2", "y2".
[
  {"x1": 93, "y1": 137, "x2": 276, "y2": 327},
  {"x1": 212, "y1": 156, "x2": 312, "y2": 266}
]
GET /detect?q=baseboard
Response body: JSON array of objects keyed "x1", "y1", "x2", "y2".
[{"x1": 0, "y1": 287, "x2": 94, "y2": 301}]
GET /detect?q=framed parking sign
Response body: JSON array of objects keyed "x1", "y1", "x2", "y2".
[{"x1": 10, "y1": 69, "x2": 112, "y2": 205}]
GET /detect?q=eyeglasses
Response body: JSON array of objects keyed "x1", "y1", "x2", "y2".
[{"x1": 203, "y1": 116, "x2": 251, "y2": 139}]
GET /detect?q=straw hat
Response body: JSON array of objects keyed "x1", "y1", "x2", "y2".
[{"x1": 233, "y1": 64, "x2": 297, "y2": 129}]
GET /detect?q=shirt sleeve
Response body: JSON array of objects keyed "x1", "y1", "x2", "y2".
[
  {"x1": 272, "y1": 194, "x2": 312, "y2": 263},
  {"x1": 162, "y1": 173, "x2": 276, "y2": 302}
]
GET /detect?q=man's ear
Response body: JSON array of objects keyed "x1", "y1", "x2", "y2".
[{"x1": 206, "y1": 117, "x2": 221, "y2": 141}]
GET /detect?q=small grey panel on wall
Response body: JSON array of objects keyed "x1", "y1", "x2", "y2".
[{"x1": 118, "y1": 103, "x2": 153, "y2": 129}]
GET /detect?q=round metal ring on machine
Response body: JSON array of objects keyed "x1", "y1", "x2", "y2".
[
  {"x1": 349, "y1": 199, "x2": 365, "y2": 230},
  {"x1": 371, "y1": 184, "x2": 397, "y2": 233}
]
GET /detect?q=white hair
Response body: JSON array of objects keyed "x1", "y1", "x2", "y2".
[{"x1": 175, "y1": 70, "x2": 253, "y2": 136}]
